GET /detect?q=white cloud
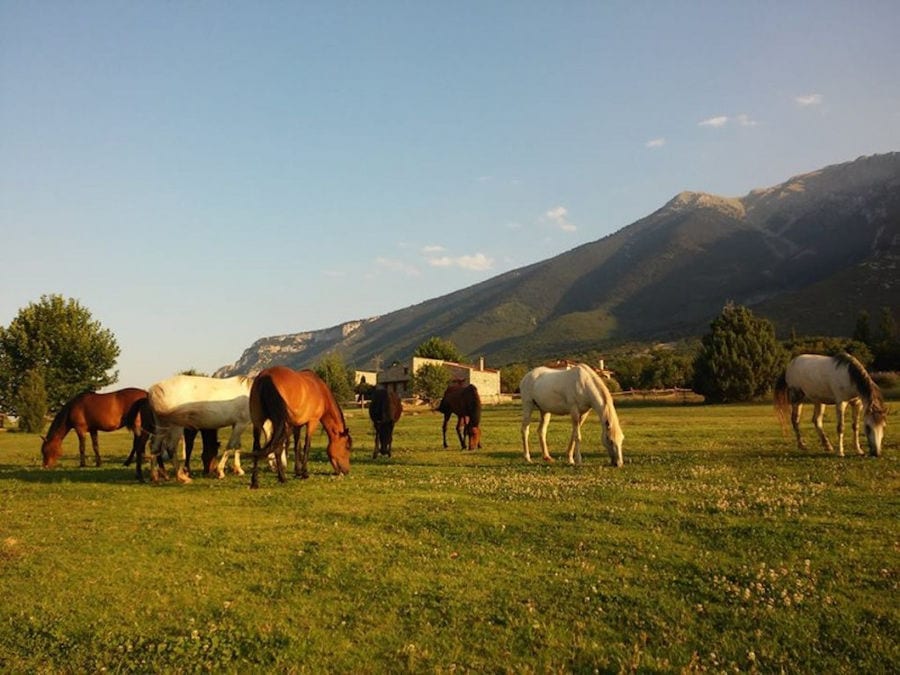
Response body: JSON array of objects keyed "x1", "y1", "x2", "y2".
[
  {"x1": 645, "y1": 137, "x2": 666, "y2": 149},
  {"x1": 699, "y1": 115, "x2": 729, "y2": 128},
  {"x1": 375, "y1": 256, "x2": 420, "y2": 277},
  {"x1": 735, "y1": 113, "x2": 758, "y2": 127},
  {"x1": 427, "y1": 252, "x2": 494, "y2": 271},
  {"x1": 545, "y1": 205, "x2": 576, "y2": 232},
  {"x1": 421, "y1": 244, "x2": 446, "y2": 254},
  {"x1": 795, "y1": 93, "x2": 823, "y2": 106}
]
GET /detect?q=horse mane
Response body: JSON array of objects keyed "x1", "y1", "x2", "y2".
[
  {"x1": 466, "y1": 385, "x2": 482, "y2": 427},
  {"x1": 579, "y1": 364, "x2": 621, "y2": 429},
  {"x1": 834, "y1": 353, "x2": 884, "y2": 415},
  {"x1": 45, "y1": 390, "x2": 93, "y2": 435}
]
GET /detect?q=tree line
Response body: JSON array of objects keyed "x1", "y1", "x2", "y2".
[{"x1": 2, "y1": 295, "x2": 897, "y2": 432}]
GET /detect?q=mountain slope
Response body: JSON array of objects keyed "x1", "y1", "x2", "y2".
[{"x1": 217, "y1": 152, "x2": 900, "y2": 375}]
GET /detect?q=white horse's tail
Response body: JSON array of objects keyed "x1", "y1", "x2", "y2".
[{"x1": 773, "y1": 371, "x2": 790, "y2": 434}]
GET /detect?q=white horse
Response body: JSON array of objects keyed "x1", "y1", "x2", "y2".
[
  {"x1": 146, "y1": 374, "x2": 253, "y2": 482},
  {"x1": 520, "y1": 364, "x2": 624, "y2": 467},
  {"x1": 774, "y1": 353, "x2": 886, "y2": 457}
]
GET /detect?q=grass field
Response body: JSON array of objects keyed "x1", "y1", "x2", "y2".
[{"x1": 0, "y1": 401, "x2": 897, "y2": 673}]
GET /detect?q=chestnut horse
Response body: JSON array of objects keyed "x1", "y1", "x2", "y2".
[
  {"x1": 369, "y1": 388, "x2": 402, "y2": 458},
  {"x1": 41, "y1": 388, "x2": 148, "y2": 468},
  {"x1": 249, "y1": 366, "x2": 352, "y2": 489},
  {"x1": 437, "y1": 383, "x2": 482, "y2": 450}
]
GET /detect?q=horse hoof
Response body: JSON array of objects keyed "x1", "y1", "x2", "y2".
[{"x1": 543, "y1": 456, "x2": 555, "y2": 464}]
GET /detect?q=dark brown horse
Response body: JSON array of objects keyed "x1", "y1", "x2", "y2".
[
  {"x1": 437, "y1": 383, "x2": 482, "y2": 450},
  {"x1": 248, "y1": 366, "x2": 352, "y2": 489},
  {"x1": 369, "y1": 388, "x2": 402, "y2": 458},
  {"x1": 41, "y1": 388, "x2": 148, "y2": 468}
]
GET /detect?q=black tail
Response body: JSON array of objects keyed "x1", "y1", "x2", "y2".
[
  {"x1": 254, "y1": 374, "x2": 289, "y2": 453},
  {"x1": 124, "y1": 397, "x2": 152, "y2": 434}
]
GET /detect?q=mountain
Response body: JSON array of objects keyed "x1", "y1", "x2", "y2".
[{"x1": 216, "y1": 152, "x2": 900, "y2": 376}]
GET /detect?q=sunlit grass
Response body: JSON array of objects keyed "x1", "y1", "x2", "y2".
[{"x1": 0, "y1": 401, "x2": 897, "y2": 672}]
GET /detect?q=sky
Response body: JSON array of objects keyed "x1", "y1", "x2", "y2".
[{"x1": 2, "y1": 1, "x2": 899, "y2": 389}]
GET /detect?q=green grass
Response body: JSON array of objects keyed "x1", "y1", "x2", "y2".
[{"x1": 0, "y1": 402, "x2": 897, "y2": 673}]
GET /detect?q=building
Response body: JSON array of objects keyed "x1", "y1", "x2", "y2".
[{"x1": 377, "y1": 356, "x2": 501, "y2": 402}]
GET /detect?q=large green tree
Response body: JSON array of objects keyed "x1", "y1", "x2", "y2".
[
  {"x1": 692, "y1": 302, "x2": 787, "y2": 403},
  {"x1": 411, "y1": 363, "x2": 450, "y2": 406},
  {"x1": 0, "y1": 295, "x2": 120, "y2": 413},
  {"x1": 313, "y1": 352, "x2": 355, "y2": 404},
  {"x1": 414, "y1": 337, "x2": 463, "y2": 363}
]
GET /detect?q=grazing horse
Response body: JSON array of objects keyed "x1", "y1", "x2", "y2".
[
  {"x1": 520, "y1": 364, "x2": 624, "y2": 467},
  {"x1": 774, "y1": 353, "x2": 886, "y2": 457},
  {"x1": 145, "y1": 374, "x2": 253, "y2": 483},
  {"x1": 123, "y1": 397, "x2": 221, "y2": 481},
  {"x1": 437, "y1": 384, "x2": 482, "y2": 450},
  {"x1": 369, "y1": 388, "x2": 402, "y2": 458},
  {"x1": 249, "y1": 366, "x2": 352, "y2": 489},
  {"x1": 41, "y1": 388, "x2": 148, "y2": 469}
]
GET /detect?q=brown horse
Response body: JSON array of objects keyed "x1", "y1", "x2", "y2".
[
  {"x1": 369, "y1": 388, "x2": 402, "y2": 458},
  {"x1": 248, "y1": 366, "x2": 352, "y2": 489},
  {"x1": 437, "y1": 383, "x2": 482, "y2": 450},
  {"x1": 41, "y1": 387, "x2": 147, "y2": 469},
  {"x1": 41, "y1": 388, "x2": 148, "y2": 468}
]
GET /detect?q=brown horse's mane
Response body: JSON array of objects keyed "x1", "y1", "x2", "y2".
[
  {"x1": 46, "y1": 390, "x2": 94, "y2": 436},
  {"x1": 834, "y1": 353, "x2": 885, "y2": 417}
]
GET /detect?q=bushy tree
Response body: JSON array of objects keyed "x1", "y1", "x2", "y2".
[
  {"x1": 692, "y1": 303, "x2": 787, "y2": 403},
  {"x1": 500, "y1": 363, "x2": 528, "y2": 394},
  {"x1": 0, "y1": 295, "x2": 119, "y2": 413},
  {"x1": 313, "y1": 352, "x2": 355, "y2": 404},
  {"x1": 414, "y1": 337, "x2": 463, "y2": 363},
  {"x1": 16, "y1": 369, "x2": 48, "y2": 433},
  {"x1": 411, "y1": 363, "x2": 450, "y2": 406}
]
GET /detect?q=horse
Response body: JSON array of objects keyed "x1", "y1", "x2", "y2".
[
  {"x1": 519, "y1": 364, "x2": 624, "y2": 467},
  {"x1": 774, "y1": 353, "x2": 886, "y2": 457},
  {"x1": 123, "y1": 397, "x2": 221, "y2": 481},
  {"x1": 144, "y1": 374, "x2": 254, "y2": 483},
  {"x1": 369, "y1": 388, "x2": 402, "y2": 458},
  {"x1": 248, "y1": 366, "x2": 352, "y2": 489},
  {"x1": 40, "y1": 388, "x2": 148, "y2": 469},
  {"x1": 437, "y1": 383, "x2": 482, "y2": 450}
]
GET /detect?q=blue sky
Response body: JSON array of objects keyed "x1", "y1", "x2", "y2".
[{"x1": 2, "y1": 1, "x2": 899, "y2": 388}]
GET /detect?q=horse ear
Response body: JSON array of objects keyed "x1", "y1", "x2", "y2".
[{"x1": 40, "y1": 435, "x2": 46, "y2": 442}]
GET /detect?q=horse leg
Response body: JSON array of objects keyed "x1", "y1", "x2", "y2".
[
  {"x1": 521, "y1": 401, "x2": 534, "y2": 462},
  {"x1": 183, "y1": 428, "x2": 197, "y2": 476},
  {"x1": 372, "y1": 421, "x2": 381, "y2": 459},
  {"x1": 442, "y1": 413, "x2": 451, "y2": 449},
  {"x1": 538, "y1": 411, "x2": 554, "y2": 463},
  {"x1": 851, "y1": 399, "x2": 864, "y2": 455},
  {"x1": 835, "y1": 401, "x2": 847, "y2": 457},
  {"x1": 790, "y1": 403, "x2": 807, "y2": 451},
  {"x1": 456, "y1": 415, "x2": 466, "y2": 450},
  {"x1": 175, "y1": 437, "x2": 192, "y2": 484},
  {"x1": 811, "y1": 403, "x2": 833, "y2": 453},
  {"x1": 90, "y1": 430, "x2": 101, "y2": 467},
  {"x1": 293, "y1": 426, "x2": 304, "y2": 477},
  {"x1": 273, "y1": 441, "x2": 287, "y2": 484},
  {"x1": 300, "y1": 424, "x2": 314, "y2": 479},
  {"x1": 567, "y1": 410, "x2": 588, "y2": 466},
  {"x1": 76, "y1": 429, "x2": 87, "y2": 467}
]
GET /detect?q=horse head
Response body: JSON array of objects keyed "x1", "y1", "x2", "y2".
[
  {"x1": 465, "y1": 422, "x2": 481, "y2": 450},
  {"x1": 40, "y1": 436, "x2": 62, "y2": 468},
  {"x1": 328, "y1": 427, "x2": 353, "y2": 475},
  {"x1": 601, "y1": 409, "x2": 625, "y2": 467},
  {"x1": 864, "y1": 404, "x2": 887, "y2": 457}
]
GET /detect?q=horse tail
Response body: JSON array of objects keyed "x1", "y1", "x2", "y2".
[
  {"x1": 253, "y1": 374, "x2": 290, "y2": 453},
  {"x1": 773, "y1": 371, "x2": 790, "y2": 432},
  {"x1": 466, "y1": 385, "x2": 482, "y2": 428},
  {"x1": 123, "y1": 396, "x2": 148, "y2": 434}
]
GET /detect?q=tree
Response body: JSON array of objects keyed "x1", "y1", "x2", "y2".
[
  {"x1": 414, "y1": 337, "x2": 464, "y2": 363},
  {"x1": 853, "y1": 311, "x2": 871, "y2": 347},
  {"x1": 500, "y1": 363, "x2": 528, "y2": 394},
  {"x1": 692, "y1": 303, "x2": 787, "y2": 403},
  {"x1": 313, "y1": 352, "x2": 355, "y2": 404},
  {"x1": 411, "y1": 363, "x2": 450, "y2": 406},
  {"x1": 0, "y1": 295, "x2": 119, "y2": 413},
  {"x1": 16, "y1": 369, "x2": 48, "y2": 433}
]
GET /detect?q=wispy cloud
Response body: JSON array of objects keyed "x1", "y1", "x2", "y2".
[
  {"x1": 545, "y1": 205, "x2": 576, "y2": 232},
  {"x1": 421, "y1": 244, "x2": 446, "y2": 254},
  {"x1": 735, "y1": 113, "x2": 758, "y2": 127},
  {"x1": 795, "y1": 93, "x2": 823, "y2": 107},
  {"x1": 698, "y1": 115, "x2": 729, "y2": 128},
  {"x1": 375, "y1": 256, "x2": 420, "y2": 277},
  {"x1": 427, "y1": 252, "x2": 494, "y2": 271},
  {"x1": 645, "y1": 137, "x2": 666, "y2": 149}
]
